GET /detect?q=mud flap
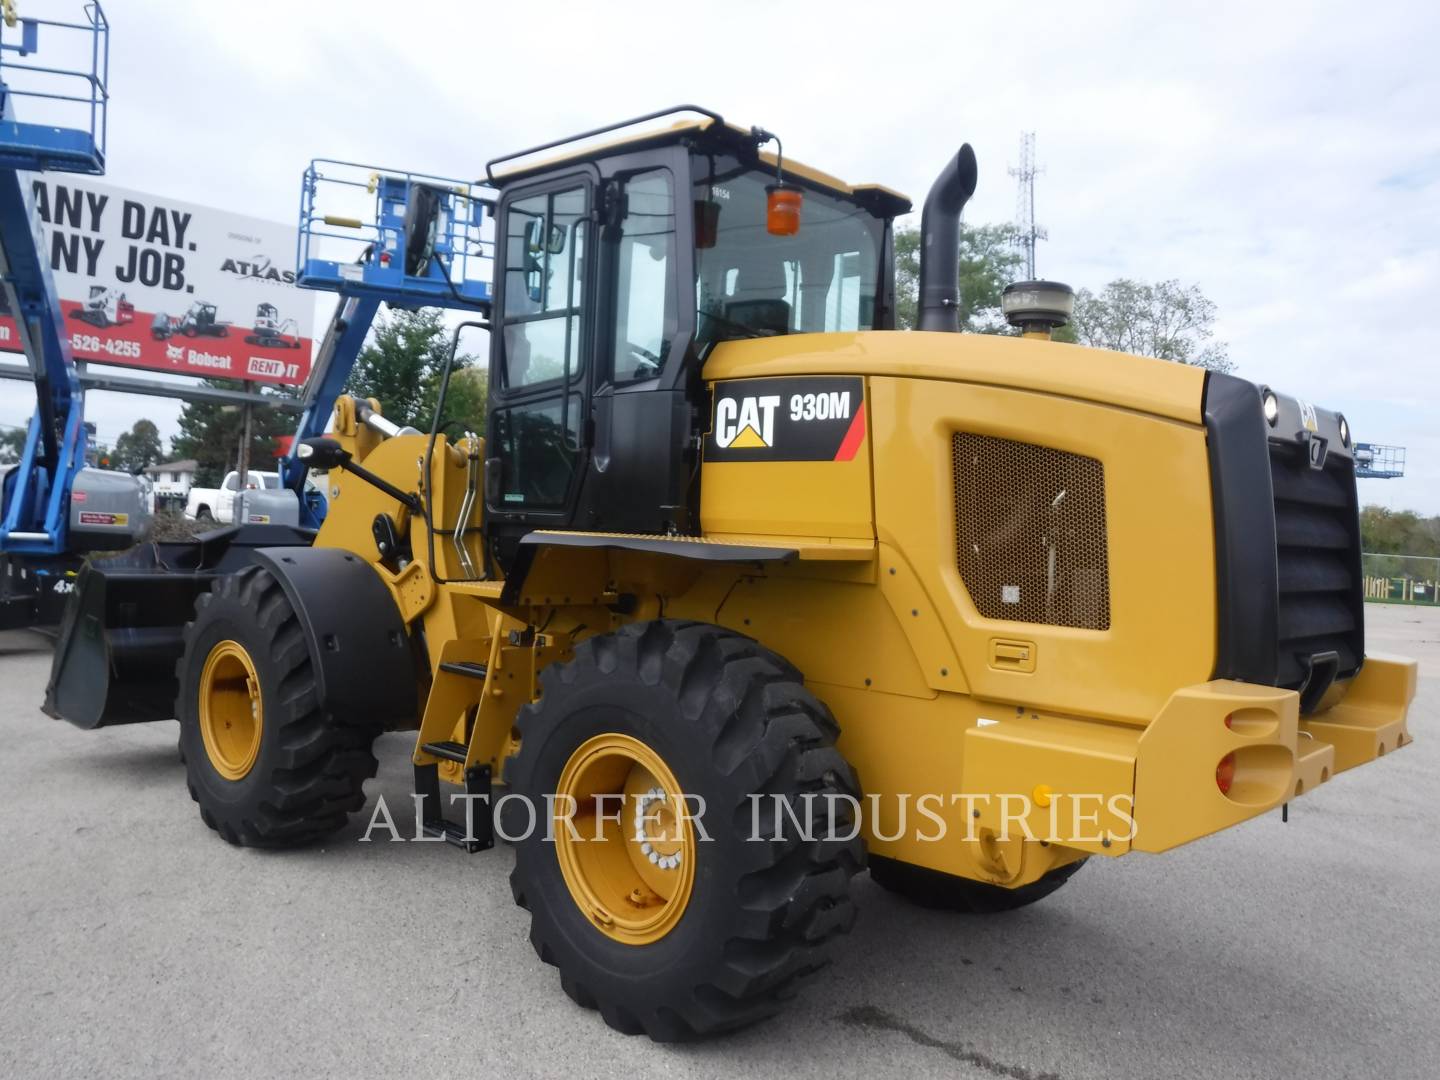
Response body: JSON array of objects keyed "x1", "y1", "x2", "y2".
[{"x1": 43, "y1": 525, "x2": 314, "y2": 729}]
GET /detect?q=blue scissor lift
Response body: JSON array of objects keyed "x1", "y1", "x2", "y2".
[
  {"x1": 0, "y1": 0, "x2": 493, "y2": 552},
  {"x1": 0, "y1": 0, "x2": 108, "y2": 559},
  {"x1": 285, "y1": 159, "x2": 494, "y2": 526},
  {"x1": 1354, "y1": 442, "x2": 1405, "y2": 480}
]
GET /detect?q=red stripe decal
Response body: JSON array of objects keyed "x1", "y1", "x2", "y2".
[{"x1": 833, "y1": 403, "x2": 867, "y2": 461}]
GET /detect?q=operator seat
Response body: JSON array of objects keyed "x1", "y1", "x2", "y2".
[{"x1": 725, "y1": 261, "x2": 792, "y2": 336}]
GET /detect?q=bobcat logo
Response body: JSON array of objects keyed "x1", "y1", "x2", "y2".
[{"x1": 166, "y1": 343, "x2": 185, "y2": 362}]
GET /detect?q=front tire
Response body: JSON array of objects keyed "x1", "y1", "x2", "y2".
[
  {"x1": 177, "y1": 566, "x2": 380, "y2": 847},
  {"x1": 505, "y1": 620, "x2": 863, "y2": 1041}
]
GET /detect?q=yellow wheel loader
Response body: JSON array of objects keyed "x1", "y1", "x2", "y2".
[{"x1": 42, "y1": 107, "x2": 1415, "y2": 1040}]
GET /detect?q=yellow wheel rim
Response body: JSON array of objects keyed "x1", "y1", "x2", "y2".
[
  {"x1": 198, "y1": 640, "x2": 263, "y2": 781},
  {"x1": 553, "y1": 733, "x2": 696, "y2": 946}
]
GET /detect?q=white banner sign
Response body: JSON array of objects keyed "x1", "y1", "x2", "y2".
[{"x1": 0, "y1": 176, "x2": 314, "y2": 386}]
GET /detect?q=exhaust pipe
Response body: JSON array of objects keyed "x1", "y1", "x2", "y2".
[{"x1": 917, "y1": 144, "x2": 978, "y2": 333}]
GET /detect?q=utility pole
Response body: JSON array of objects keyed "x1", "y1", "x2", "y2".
[
  {"x1": 1009, "y1": 132, "x2": 1047, "y2": 280},
  {"x1": 235, "y1": 380, "x2": 253, "y2": 524}
]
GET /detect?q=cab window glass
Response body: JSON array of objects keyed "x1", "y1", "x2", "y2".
[
  {"x1": 691, "y1": 153, "x2": 881, "y2": 351},
  {"x1": 501, "y1": 187, "x2": 586, "y2": 389},
  {"x1": 492, "y1": 396, "x2": 581, "y2": 509},
  {"x1": 610, "y1": 170, "x2": 677, "y2": 383}
]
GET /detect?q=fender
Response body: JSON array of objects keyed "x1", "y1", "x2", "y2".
[
  {"x1": 252, "y1": 546, "x2": 417, "y2": 726},
  {"x1": 500, "y1": 530, "x2": 798, "y2": 606}
]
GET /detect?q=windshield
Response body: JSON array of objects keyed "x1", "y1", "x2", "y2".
[{"x1": 691, "y1": 153, "x2": 883, "y2": 351}]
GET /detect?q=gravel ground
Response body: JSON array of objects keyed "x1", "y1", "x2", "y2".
[{"x1": 0, "y1": 603, "x2": 1435, "y2": 1080}]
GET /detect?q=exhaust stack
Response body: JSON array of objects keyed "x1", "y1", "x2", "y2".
[{"x1": 917, "y1": 144, "x2": 979, "y2": 333}]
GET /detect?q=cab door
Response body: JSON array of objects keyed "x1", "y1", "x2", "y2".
[{"x1": 486, "y1": 176, "x2": 593, "y2": 527}]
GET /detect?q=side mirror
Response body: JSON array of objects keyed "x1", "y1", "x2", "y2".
[
  {"x1": 694, "y1": 199, "x2": 721, "y2": 249},
  {"x1": 525, "y1": 216, "x2": 566, "y2": 255},
  {"x1": 296, "y1": 436, "x2": 352, "y2": 471}
]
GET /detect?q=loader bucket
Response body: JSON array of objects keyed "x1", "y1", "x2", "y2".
[{"x1": 43, "y1": 524, "x2": 315, "y2": 729}]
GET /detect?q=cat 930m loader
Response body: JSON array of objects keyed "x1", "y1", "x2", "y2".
[{"x1": 40, "y1": 107, "x2": 1416, "y2": 1041}]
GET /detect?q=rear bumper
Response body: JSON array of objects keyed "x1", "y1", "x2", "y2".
[{"x1": 959, "y1": 655, "x2": 1416, "y2": 857}]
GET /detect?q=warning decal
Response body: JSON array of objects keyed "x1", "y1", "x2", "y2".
[
  {"x1": 77, "y1": 511, "x2": 127, "y2": 526},
  {"x1": 705, "y1": 376, "x2": 866, "y2": 463}
]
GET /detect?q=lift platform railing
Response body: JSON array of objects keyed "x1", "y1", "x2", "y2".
[
  {"x1": 1355, "y1": 442, "x2": 1406, "y2": 480},
  {"x1": 297, "y1": 158, "x2": 494, "y2": 309},
  {"x1": 285, "y1": 159, "x2": 497, "y2": 525},
  {"x1": 0, "y1": 0, "x2": 109, "y2": 174}
]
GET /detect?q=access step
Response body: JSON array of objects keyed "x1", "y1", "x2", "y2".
[{"x1": 413, "y1": 759, "x2": 493, "y2": 854}]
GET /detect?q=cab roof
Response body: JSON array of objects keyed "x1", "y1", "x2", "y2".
[{"x1": 484, "y1": 106, "x2": 912, "y2": 218}]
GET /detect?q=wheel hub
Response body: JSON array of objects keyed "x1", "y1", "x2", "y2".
[
  {"x1": 198, "y1": 639, "x2": 263, "y2": 781},
  {"x1": 554, "y1": 733, "x2": 695, "y2": 945}
]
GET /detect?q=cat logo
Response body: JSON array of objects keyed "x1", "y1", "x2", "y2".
[
  {"x1": 1298, "y1": 398, "x2": 1319, "y2": 433},
  {"x1": 713, "y1": 394, "x2": 780, "y2": 449},
  {"x1": 706, "y1": 376, "x2": 867, "y2": 463}
]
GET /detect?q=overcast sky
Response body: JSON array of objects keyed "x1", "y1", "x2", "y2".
[{"x1": 2, "y1": 0, "x2": 1438, "y2": 510}]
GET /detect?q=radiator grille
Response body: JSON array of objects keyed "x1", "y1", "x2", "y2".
[
  {"x1": 952, "y1": 433, "x2": 1111, "y2": 630},
  {"x1": 1270, "y1": 444, "x2": 1363, "y2": 689}
]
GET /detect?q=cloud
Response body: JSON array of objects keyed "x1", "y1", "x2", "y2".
[{"x1": 2, "y1": 0, "x2": 1438, "y2": 509}]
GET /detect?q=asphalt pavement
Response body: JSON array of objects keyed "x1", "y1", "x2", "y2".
[{"x1": 1, "y1": 604, "x2": 1436, "y2": 1079}]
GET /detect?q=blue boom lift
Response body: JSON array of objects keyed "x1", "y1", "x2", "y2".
[
  {"x1": 0, "y1": 3, "x2": 492, "y2": 724},
  {"x1": 0, "y1": 0, "x2": 108, "y2": 561}
]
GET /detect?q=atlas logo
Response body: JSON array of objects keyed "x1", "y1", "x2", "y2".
[
  {"x1": 714, "y1": 394, "x2": 781, "y2": 449},
  {"x1": 219, "y1": 254, "x2": 298, "y2": 285}
]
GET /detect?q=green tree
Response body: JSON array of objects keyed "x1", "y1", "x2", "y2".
[
  {"x1": 170, "y1": 382, "x2": 300, "y2": 488},
  {"x1": 0, "y1": 424, "x2": 26, "y2": 465},
  {"x1": 345, "y1": 307, "x2": 486, "y2": 435},
  {"x1": 1360, "y1": 505, "x2": 1440, "y2": 558},
  {"x1": 111, "y1": 418, "x2": 163, "y2": 473},
  {"x1": 894, "y1": 222, "x2": 1026, "y2": 332},
  {"x1": 1070, "y1": 279, "x2": 1233, "y2": 373}
]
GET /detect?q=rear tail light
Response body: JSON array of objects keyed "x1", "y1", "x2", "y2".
[{"x1": 1216, "y1": 752, "x2": 1237, "y2": 795}]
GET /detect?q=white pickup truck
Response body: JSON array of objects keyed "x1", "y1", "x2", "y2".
[{"x1": 185, "y1": 470, "x2": 281, "y2": 523}]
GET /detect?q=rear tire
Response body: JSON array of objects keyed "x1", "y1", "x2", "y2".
[
  {"x1": 177, "y1": 565, "x2": 379, "y2": 847},
  {"x1": 505, "y1": 620, "x2": 863, "y2": 1041},
  {"x1": 869, "y1": 854, "x2": 1084, "y2": 913}
]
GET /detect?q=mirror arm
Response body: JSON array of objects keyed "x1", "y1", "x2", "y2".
[{"x1": 337, "y1": 457, "x2": 422, "y2": 515}]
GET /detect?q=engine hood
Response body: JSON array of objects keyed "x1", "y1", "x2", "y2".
[{"x1": 703, "y1": 330, "x2": 1207, "y2": 425}]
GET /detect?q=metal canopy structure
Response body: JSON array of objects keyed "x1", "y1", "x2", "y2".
[{"x1": 0, "y1": 360, "x2": 304, "y2": 409}]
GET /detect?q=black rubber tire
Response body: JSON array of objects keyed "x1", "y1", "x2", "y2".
[
  {"x1": 177, "y1": 565, "x2": 380, "y2": 847},
  {"x1": 869, "y1": 853, "x2": 1085, "y2": 914},
  {"x1": 195, "y1": 507, "x2": 213, "y2": 522},
  {"x1": 505, "y1": 619, "x2": 864, "y2": 1041}
]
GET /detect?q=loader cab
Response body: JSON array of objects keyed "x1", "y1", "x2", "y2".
[{"x1": 482, "y1": 113, "x2": 909, "y2": 566}]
